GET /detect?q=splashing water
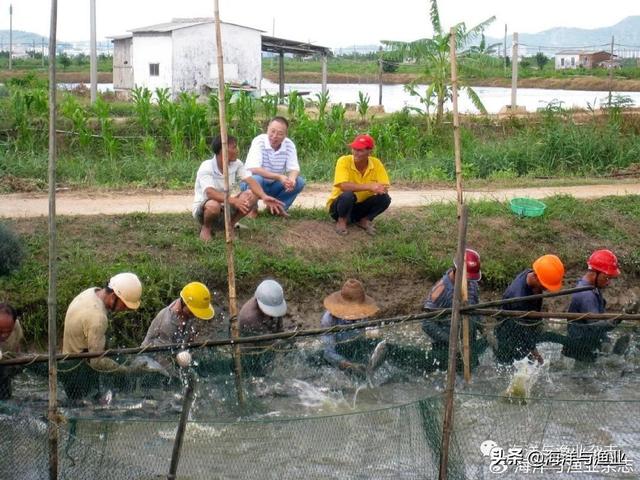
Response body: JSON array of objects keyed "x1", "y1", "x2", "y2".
[{"x1": 504, "y1": 358, "x2": 545, "y2": 403}]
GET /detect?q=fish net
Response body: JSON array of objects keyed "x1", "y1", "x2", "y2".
[{"x1": 0, "y1": 315, "x2": 638, "y2": 479}]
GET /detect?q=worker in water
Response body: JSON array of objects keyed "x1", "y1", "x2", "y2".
[
  {"x1": 421, "y1": 248, "x2": 487, "y2": 370},
  {"x1": 142, "y1": 281, "x2": 215, "y2": 347},
  {"x1": 61, "y1": 272, "x2": 143, "y2": 401},
  {"x1": 562, "y1": 249, "x2": 625, "y2": 362},
  {"x1": 320, "y1": 279, "x2": 381, "y2": 375},
  {"x1": 493, "y1": 254, "x2": 565, "y2": 365},
  {"x1": 0, "y1": 303, "x2": 24, "y2": 400}
]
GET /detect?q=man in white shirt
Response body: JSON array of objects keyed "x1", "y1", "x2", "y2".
[
  {"x1": 242, "y1": 116, "x2": 305, "y2": 216},
  {"x1": 193, "y1": 135, "x2": 285, "y2": 241}
]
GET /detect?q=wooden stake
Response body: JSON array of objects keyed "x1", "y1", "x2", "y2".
[
  {"x1": 168, "y1": 373, "x2": 196, "y2": 479},
  {"x1": 47, "y1": 1, "x2": 59, "y2": 478},
  {"x1": 461, "y1": 263, "x2": 471, "y2": 383},
  {"x1": 214, "y1": 0, "x2": 245, "y2": 409},
  {"x1": 438, "y1": 205, "x2": 468, "y2": 480},
  {"x1": 511, "y1": 33, "x2": 519, "y2": 110}
]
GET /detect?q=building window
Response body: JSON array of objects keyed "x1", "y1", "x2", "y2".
[
  {"x1": 561, "y1": 58, "x2": 565, "y2": 67},
  {"x1": 149, "y1": 63, "x2": 160, "y2": 76},
  {"x1": 571, "y1": 57, "x2": 575, "y2": 67}
]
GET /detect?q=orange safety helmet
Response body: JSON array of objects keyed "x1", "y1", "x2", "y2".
[
  {"x1": 532, "y1": 254, "x2": 565, "y2": 292},
  {"x1": 587, "y1": 249, "x2": 620, "y2": 277}
]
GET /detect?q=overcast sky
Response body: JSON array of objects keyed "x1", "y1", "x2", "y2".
[{"x1": 0, "y1": 0, "x2": 638, "y2": 47}]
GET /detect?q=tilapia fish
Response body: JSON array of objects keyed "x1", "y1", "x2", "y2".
[
  {"x1": 129, "y1": 355, "x2": 171, "y2": 377},
  {"x1": 366, "y1": 340, "x2": 388, "y2": 387}
]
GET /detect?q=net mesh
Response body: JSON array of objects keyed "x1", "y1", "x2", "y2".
[{"x1": 0, "y1": 316, "x2": 638, "y2": 479}]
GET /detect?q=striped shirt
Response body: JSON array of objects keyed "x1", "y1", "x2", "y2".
[{"x1": 244, "y1": 134, "x2": 300, "y2": 179}]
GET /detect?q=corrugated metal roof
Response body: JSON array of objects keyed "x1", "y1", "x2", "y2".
[
  {"x1": 556, "y1": 50, "x2": 608, "y2": 55},
  {"x1": 107, "y1": 34, "x2": 133, "y2": 41},
  {"x1": 128, "y1": 18, "x2": 264, "y2": 34}
]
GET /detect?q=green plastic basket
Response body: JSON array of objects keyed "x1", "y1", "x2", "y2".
[{"x1": 509, "y1": 197, "x2": 546, "y2": 217}]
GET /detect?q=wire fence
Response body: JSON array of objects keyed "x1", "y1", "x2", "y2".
[{"x1": 0, "y1": 307, "x2": 638, "y2": 478}]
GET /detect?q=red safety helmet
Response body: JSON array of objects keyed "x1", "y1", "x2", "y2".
[
  {"x1": 454, "y1": 248, "x2": 482, "y2": 281},
  {"x1": 587, "y1": 249, "x2": 620, "y2": 277}
]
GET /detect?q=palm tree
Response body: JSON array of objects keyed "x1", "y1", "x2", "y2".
[{"x1": 382, "y1": 0, "x2": 495, "y2": 123}]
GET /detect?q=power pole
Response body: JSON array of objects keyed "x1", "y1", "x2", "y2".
[
  {"x1": 503, "y1": 24, "x2": 507, "y2": 76},
  {"x1": 9, "y1": 4, "x2": 13, "y2": 70},
  {"x1": 511, "y1": 32, "x2": 518, "y2": 110},
  {"x1": 608, "y1": 35, "x2": 614, "y2": 108},
  {"x1": 90, "y1": 0, "x2": 97, "y2": 103}
]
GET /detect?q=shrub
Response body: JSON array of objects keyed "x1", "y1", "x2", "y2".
[{"x1": 0, "y1": 223, "x2": 24, "y2": 276}]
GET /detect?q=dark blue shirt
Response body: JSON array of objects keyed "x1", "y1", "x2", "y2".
[
  {"x1": 567, "y1": 278, "x2": 613, "y2": 341},
  {"x1": 422, "y1": 269, "x2": 480, "y2": 346},
  {"x1": 502, "y1": 269, "x2": 542, "y2": 314}
]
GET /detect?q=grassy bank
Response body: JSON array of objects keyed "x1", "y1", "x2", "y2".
[{"x1": 1, "y1": 195, "x2": 639, "y2": 348}]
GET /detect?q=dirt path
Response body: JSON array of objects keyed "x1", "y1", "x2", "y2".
[{"x1": 1, "y1": 182, "x2": 640, "y2": 218}]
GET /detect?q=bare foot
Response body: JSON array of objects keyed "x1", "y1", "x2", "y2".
[{"x1": 199, "y1": 226, "x2": 213, "y2": 242}]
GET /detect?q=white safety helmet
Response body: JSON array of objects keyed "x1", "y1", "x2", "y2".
[
  {"x1": 108, "y1": 272, "x2": 142, "y2": 309},
  {"x1": 255, "y1": 280, "x2": 287, "y2": 317}
]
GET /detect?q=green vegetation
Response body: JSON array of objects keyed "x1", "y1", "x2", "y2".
[
  {"x1": 1, "y1": 195, "x2": 639, "y2": 347},
  {"x1": 383, "y1": 0, "x2": 495, "y2": 122},
  {"x1": 1, "y1": 77, "x2": 639, "y2": 191},
  {"x1": 0, "y1": 52, "x2": 113, "y2": 72},
  {"x1": 0, "y1": 223, "x2": 24, "y2": 277}
]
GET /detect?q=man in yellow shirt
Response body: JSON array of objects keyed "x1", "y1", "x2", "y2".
[{"x1": 326, "y1": 134, "x2": 391, "y2": 236}]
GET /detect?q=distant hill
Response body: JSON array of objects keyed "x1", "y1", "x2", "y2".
[
  {"x1": 485, "y1": 16, "x2": 640, "y2": 53},
  {"x1": 0, "y1": 30, "x2": 47, "y2": 47}
]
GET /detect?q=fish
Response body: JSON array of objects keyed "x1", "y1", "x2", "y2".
[
  {"x1": 129, "y1": 355, "x2": 171, "y2": 377},
  {"x1": 612, "y1": 334, "x2": 631, "y2": 356},
  {"x1": 504, "y1": 358, "x2": 540, "y2": 403},
  {"x1": 366, "y1": 340, "x2": 388, "y2": 388}
]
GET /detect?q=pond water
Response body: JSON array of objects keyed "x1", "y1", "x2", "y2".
[
  {"x1": 1, "y1": 321, "x2": 638, "y2": 479},
  {"x1": 262, "y1": 79, "x2": 640, "y2": 114}
]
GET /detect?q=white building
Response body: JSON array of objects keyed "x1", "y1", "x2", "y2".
[
  {"x1": 555, "y1": 50, "x2": 615, "y2": 70},
  {"x1": 110, "y1": 18, "x2": 263, "y2": 96}
]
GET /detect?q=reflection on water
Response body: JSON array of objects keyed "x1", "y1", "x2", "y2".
[
  {"x1": 1, "y1": 324, "x2": 638, "y2": 479},
  {"x1": 262, "y1": 79, "x2": 640, "y2": 114}
]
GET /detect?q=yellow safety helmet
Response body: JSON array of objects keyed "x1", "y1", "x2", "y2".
[{"x1": 180, "y1": 282, "x2": 215, "y2": 320}]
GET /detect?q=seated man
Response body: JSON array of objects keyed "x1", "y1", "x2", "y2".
[
  {"x1": 142, "y1": 282, "x2": 215, "y2": 348},
  {"x1": 61, "y1": 272, "x2": 143, "y2": 400},
  {"x1": 563, "y1": 249, "x2": 623, "y2": 362},
  {"x1": 422, "y1": 249, "x2": 486, "y2": 370},
  {"x1": 321, "y1": 279, "x2": 380, "y2": 374},
  {"x1": 193, "y1": 135, "x2": 285, "y2": 241},
  {"x1": 238, "y1": 279, "x2": 287, "y2": 337},
  {"x1": 493, "y1": 254, "x2": 565, "y2": 365},
  {"x1": 326, "y1": 134, "x2": 391, "y2": 237},
  {"x1": 0, "y1": 303, "x2": 24, "y2": 399},
  {"x1": 242, "y1": 116, "x2": 305, "y2": 216}
]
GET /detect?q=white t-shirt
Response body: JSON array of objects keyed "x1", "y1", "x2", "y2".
[
  {"x1": 244, "y1": 134, "x2": 300, "y2": 178},
  {"x1": 192, "y1": 156, "x2": 251, "y2": 217}
]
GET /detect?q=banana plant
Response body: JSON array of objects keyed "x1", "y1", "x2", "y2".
[{"x1": 382, "y1": 0, "x2": 495, "y2": 123}]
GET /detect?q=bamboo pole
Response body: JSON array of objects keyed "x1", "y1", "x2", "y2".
[
  {"x1": 460, "y1": 263, "x2": 471, "y2": 383},
  {"x1": 167, "y1": 373, "x2": 196, "y2": 480},
  {"x1": 450, "y1": 27, "x2": 471, "y2": 383},
  {"x1": 47, "y1": 0, "x2": 59, "y2": 478},
  {"x1": 511, "y1": 33, "x2": 518, "y2": 110},
  {"x1": 213, "y1": 0, "x2": 245, "y2": 409},
  {"x1": 438, "y1": 205, "x2": 468, "y2": 480},
  {"x1": 449, "y1": 28, "x2": 463, "y2": 215}
]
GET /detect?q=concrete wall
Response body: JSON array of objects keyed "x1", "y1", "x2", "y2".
[
  {"x1": 132, "y1": 33, "x2": 173, "y2": 91},
  {"x1": 112, "y1": 37, "x2": 133, "y2": 90},
  {"x1": 555, "y1": 54, "x2": 579, "y2": 69},
  {"x1": 172, "y1": 22, "x2": 262, "y2": 95}
]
